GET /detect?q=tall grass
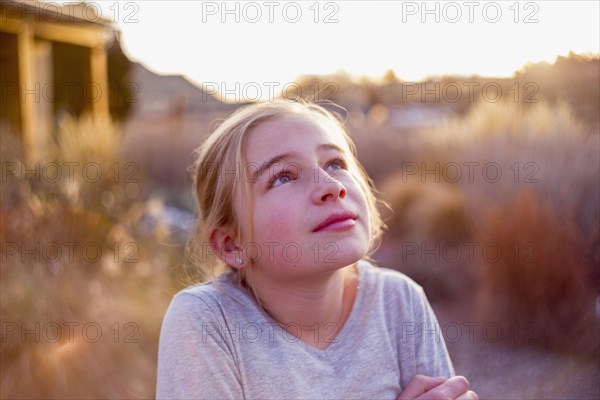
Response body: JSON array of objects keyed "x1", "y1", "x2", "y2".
[
  {"x1": 375, "y1": 99, "x2": 599, "y2": 355},
  {"x1": 424, "y1": 99, "x2": 585, "y2": 143},
  {"x1": 475, "y1": 189, "x2": 598, "y2": 354},
  {"x1": 1, "y1": 115, "x2": 183, "y2": 398},
  {"x1": 377, "y1": 176, "x2": 475, "y2": 301}
]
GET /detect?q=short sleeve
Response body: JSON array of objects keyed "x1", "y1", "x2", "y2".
[
  {"x1": 156, "y1": 292, "x2": 244, "y2": 400},
  {"x1": 413, "y1": 287, "x2": 455, "y2": 378}
]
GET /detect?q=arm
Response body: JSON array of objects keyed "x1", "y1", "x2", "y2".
[
  {"x1": 156, "y1": 293, "x2": 244, "y2": 400},
  {"x1": 399, "y1": 288, "x2": 477, "y2": 399},
  {"x1": 397, "y1": 375, "x2": 478, "y2": 400}
]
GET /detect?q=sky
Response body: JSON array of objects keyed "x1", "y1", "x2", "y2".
[{"x1": 93, "y1": 1, "x2": 599, "y2": 101}]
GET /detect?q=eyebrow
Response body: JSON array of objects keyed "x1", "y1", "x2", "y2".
[{"x1": 250, "y1": 143, "x2": 345, "y2": 182}]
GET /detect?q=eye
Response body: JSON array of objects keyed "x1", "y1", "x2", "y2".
[
  {"x1": 325, "y1": 157, "x2": 348, "y2": 174},
  {"x1": 268, "y1": 171, "x2": 297, "y2": 188}
]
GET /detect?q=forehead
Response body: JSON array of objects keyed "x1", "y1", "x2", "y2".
[{"x1": 244, "y1": 114, "x2": 349, "y2": 160}]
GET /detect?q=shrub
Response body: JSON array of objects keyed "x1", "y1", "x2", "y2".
[
  {"x1": 424, "y1": 99, "x2": 585, "y2": 143},
  {"x1": 0, "y1": 115, "x2": 182, "y2": 398},
  {"x1": 475, "y1": 189, "x2": 598, "y2": 356},
  {"x1": 377, "y1": 175, "x2": 475, "y2": 301}
]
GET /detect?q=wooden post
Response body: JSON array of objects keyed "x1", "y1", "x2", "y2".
[
  {"x1": 34, "y1": 39, "x2": 53, "y2": 153},
  {"x1": 16, "y1": 20, "x2": 36, "y2": 166},
  {"x1": 90, "y1": 44, "x2": 109, "y2": 120}
]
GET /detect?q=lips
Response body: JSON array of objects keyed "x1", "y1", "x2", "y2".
[{"x1": 312, "y1": 212, "x2": 358, "y2": 233}]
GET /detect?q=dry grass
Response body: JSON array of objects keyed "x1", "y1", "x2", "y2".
[
  {"x1": 53, "y1": 114, "x2": 121, "y2": 166},
  {"x1": 3, "y1": 92, "x2": 598, "y2": 397},
  {"x1": 475, "y1": 189, "x2": 598, "y2": 355},
  {"x1": 377, "y1": 176, "x2": 475, "y2": 301},
  {"x1": 0, "y1": 115, "x2": 183, "y2": 398},
  {"x1": 423, "y1": 98, "x2": 585, "y2": 143},
  {"x1": 381, "y1": 176, "x2": 471, "y2": 242},
  {"x1": 375, "y1": 98, "x2": 599, "y2": 358}
]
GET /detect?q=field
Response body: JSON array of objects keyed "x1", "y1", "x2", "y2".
[{"x1": 1, "y1": 55, "x2": 599, "y2": 398}]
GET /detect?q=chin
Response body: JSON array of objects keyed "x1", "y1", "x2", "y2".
[{"x1": 326, "y1": 238, "x2": 369, "y2": 267}]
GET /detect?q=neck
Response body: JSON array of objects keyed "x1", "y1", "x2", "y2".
[{"x1": 246, "y1": 264, "x2": 358, "y2": 332}]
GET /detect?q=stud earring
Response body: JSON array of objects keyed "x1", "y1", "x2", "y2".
[{"x1": 235, "y1": 258, "x2": 243, "y2": 265}]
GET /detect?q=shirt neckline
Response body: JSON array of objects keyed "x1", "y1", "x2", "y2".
[
  {"x1": 290, "y1": 261, "x2": 365, "y2": 357},
  {"x1": 218, "y1": 260, "x2": 368, "y2": 357}
]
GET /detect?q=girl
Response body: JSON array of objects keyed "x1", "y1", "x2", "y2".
[{"x1": 156, "y1": 100, "x2": 477, "y2": 399}]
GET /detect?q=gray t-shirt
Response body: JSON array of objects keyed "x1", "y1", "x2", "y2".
[{"x1": 156, "y1": 260, "x2": 455, "y2": 399}]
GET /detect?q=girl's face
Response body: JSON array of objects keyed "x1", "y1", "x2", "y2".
[{"x1": 234, "y1": 114, "x2": 371, "y2": 282}]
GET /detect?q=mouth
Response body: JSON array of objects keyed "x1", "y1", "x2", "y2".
[{"x1": 312, "y1": 212, "x2": 358, "y2": 233}]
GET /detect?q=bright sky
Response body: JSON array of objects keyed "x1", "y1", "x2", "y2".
[{"x1": 95, "y1": 1, "x2": 598, "y2": 101}]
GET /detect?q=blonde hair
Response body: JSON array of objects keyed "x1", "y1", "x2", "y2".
[{"x1": 186, "y1": 99, "x2": 386, "y2": 289}]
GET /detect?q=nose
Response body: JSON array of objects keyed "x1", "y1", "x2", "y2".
[{"x1": 310, "y1": 168, "x2": 347, "y2": 204}]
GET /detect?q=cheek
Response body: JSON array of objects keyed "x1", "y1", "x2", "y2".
[
  {"x1": 232, "y1": 191, "x2": 256, "y2": 243},
  {"x1": 345, "y1": 175, "x2": 372, "y2": 230},
  {"x1": 344, "y1": 173, "x2": 369, "y2": 206},
  {"x1": 252, "y1": 200, "x2": 298, "y2": 239}
]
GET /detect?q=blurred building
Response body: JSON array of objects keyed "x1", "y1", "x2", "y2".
[
  {"x1": 0, "y1": 0, "x2": 114, "y2": 164},
  {"x1": 388, "y1": 104, "x2": 455, "y2": 129}
]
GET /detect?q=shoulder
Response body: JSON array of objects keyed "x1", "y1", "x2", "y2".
[
  {"x1": 358, "y1": 259, "x2": 425, "y2": 300},
  {"x1": 357, "y1": 259, "x2": 431, "y2": 321},
  {"x1": 161, "y1": 273, "x2": 246, "y2": 327}
]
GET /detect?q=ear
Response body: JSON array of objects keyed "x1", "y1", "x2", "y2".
[{"x1": 209, "y1": 226, "x2": 245, "y2": 269}]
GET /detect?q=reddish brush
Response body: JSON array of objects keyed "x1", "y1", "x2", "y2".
[{"x1": 476, "y1": 188, "x2": 598, "y2": 356}]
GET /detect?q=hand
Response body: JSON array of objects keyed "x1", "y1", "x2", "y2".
[{"x1": 397, "y1": 375, "x2": 478, "y2": 400}]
